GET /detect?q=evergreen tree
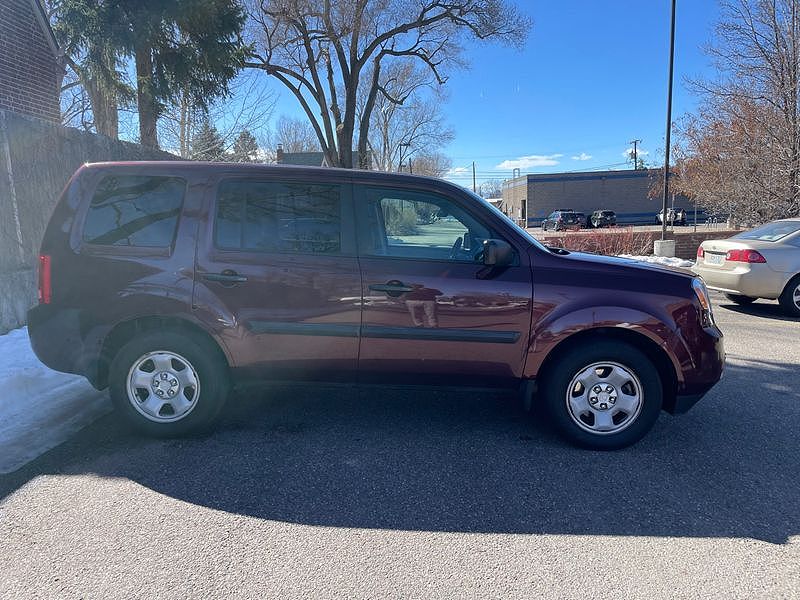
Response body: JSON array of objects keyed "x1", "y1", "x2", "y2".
[
  {"x1": 191, "y1": 120, "x2": 226, "y2": 161},
  {"x1": 52, "y1": 0, "x2": 246, "y2": 149},
  {"x1": 230, "y1": 130, "x2": 260, "y2": 163}
]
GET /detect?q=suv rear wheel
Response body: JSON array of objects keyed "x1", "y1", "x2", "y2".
[
  {"x1": 109, "y1": 330, "x2": 230, "y2": 437},
  {"x1": 541, "y1": 340, "x2": 663, "y2": 450}
]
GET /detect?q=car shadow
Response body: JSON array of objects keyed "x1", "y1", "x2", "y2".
[
  {"x1": 1, "y1": 358, "x2": 798, "y2": 544},
  {"x1": 717, "y1": 299, "x2": 800, "y2": 322}
]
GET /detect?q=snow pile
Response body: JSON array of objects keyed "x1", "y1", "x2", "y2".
[
  {"x1": 0, "y1": 327, "x2": 111, "y2": 474},
  {"x1": 619, "y1": 254, "x2": 696, "y2": 268}
]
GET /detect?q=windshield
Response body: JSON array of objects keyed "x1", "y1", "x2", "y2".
[
  {"x1": 734, "y1": 221, "x2": 800, "y2": 242},
  {"x1": 463, "y1": 189, "x2": 547, "y2": 252}
]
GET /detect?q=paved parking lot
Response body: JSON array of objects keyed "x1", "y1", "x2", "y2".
[{"x1": 1, "y1": 293, "x2": 799, "y2": 599}]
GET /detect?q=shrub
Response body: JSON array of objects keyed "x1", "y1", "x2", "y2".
[{"x1": 544, "y1": 227, "x2": 653, "y2": 256}]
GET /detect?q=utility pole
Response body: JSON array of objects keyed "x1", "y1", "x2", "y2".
[
  {"x1": 472, "y1": 161, "x2": 477, "y2": 193},
  {"x1": 661, "y1": 0, "x2": 676, "y2": 242},
  {"x1": 398, "y1": 141, "x2": 410, "y2": 172},
  {"x1": 630, "y1": 139, "x2": 642, "y2": 169}
]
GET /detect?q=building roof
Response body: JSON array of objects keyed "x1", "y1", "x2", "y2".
[
  {"x1": 277, "y1": 150, "x2": 372, "y2": 168},
  {"x1": 30, "y1": 0, "x2": 61, "y2": 58},
  {"x1": 277, "y1": 151, "x2": 326, "y2": 167}
]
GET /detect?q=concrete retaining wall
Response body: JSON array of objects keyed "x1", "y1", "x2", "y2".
[{"x1": 0, "y1": 110, "x2": 174, "y2": 333}]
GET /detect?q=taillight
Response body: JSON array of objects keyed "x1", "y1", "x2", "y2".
[
  {"x1": 38, "y1": 254, "x2": 51, "y2": 304},
  {"x1": 725, "y1": 249, "x2": 766, "y2": 263},
  {"x1": 696, "y1": 246, "x2": 705, "y2": 258}
]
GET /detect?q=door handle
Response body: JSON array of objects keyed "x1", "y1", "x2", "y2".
[
  {"x1": 369, "y1": 281, "x2": 414, "y2": 297},
  {"x1": 202, "y1": 270, "x2": 248, "y2": 285}
]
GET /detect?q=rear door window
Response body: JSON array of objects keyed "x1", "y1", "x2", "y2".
[
  {"x1": 214, "y1": 180, "x2": 342, "y2": 254},
  {"x1": 83, "y1": 175, "x2": 185, "y2": 247}
]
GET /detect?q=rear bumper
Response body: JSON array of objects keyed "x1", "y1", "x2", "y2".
[
  {"x1": 27, "y1": 304, "x2": 103, "y2": 388},
  {"x1": 694, "y1": 263, "x2": 787, "y2": 299}
]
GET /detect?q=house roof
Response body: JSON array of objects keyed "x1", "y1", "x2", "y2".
[
  {"x1": 278, "y1": 150, "x2": 372, "y2": 168},
  {"x1": 278, "y1": 151, "x2": 326, "y2": 167},
  {"x1": 30, "y1": 0, "x2": 61, "y2": 58}
]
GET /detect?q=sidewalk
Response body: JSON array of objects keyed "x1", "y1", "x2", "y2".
[{"x1": 0, "y1": 327, "x2": 111, "y2": 474}]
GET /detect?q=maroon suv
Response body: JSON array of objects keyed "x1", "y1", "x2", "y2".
[{"x1": 28, "y1": 162, "x2": 724, "y2": 449}]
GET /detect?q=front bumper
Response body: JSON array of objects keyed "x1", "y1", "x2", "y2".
[{"x1": 663, "y1": 322, "x2": 725, "y2": 415}]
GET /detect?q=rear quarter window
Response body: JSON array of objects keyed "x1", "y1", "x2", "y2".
[{"x1": 82, "y1": 175, "x2": 186, "y2": 247}]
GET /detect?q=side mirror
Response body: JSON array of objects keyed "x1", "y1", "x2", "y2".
[{"x1": 483, "y1": 239, "x2": 514, "y2": 267}]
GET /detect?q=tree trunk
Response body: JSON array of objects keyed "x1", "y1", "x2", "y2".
[
  {"x1": 135, "y1": 43, "x2": 159, "y2": 149},
  {"x1": 84, "y1": 77, "x2": 118, "y2": 139}
]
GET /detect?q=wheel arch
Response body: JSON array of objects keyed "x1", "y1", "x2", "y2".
[
  {"x1": 534, "y1": 326, "x2": 678, "y2": 409},
  {"x1": 96, "y1": 315, "x2": 232, "y2": 389}
]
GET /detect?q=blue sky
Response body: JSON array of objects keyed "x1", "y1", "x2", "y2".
[{"x1": 265, "y1": 1, "x2": 721, "y2": 188}]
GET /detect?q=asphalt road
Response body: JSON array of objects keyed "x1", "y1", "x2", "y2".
[{"x1": 1, "y1": 293, "x2": 799, "y2": 599}]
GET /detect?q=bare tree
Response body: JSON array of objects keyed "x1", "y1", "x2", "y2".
[
  {"x1": 160, "y1": 71, "x2": 276, "y2": 158},
  {"x1": 270, "y1": 115, "x2": 322, "y2": 152},
  {"x1": 409, "y1": 151, "x2": 452, "y2": 177},
  {"x1": 362, "y1": 60, "x2": 454, "y2": 172},
  {"x1": 479, "y1": 178, "x2": 503, "y2": 198},
  {"x1": 246, "y1": 0, "x2": 530, "y2": 168},
  {"x1": 677, "y1": 0, "x2": 800, "y2": 221}
]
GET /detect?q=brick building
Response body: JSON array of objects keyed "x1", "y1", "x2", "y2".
[
  {"x1": 0, "y1": 0, "x2": 62, "y2": 122},
  {"x1": 502, "y1": 168, "x2": 693, "y2": 226}
]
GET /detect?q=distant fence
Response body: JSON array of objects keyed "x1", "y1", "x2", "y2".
[{"x1": 0, "y1": 110, "x2": 174, "y2": 333}]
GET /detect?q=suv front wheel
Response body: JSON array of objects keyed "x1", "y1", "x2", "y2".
[
  {"x1": 109, "y1": 330, "x2": 230, "y2": 437},
  {"x1": 541, "y1": 340, "x2": 663, "y2": 450}
]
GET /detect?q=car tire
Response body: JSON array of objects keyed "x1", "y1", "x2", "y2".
[
  {"x1": 778, "y1": 275, "x2": 800, "y2": 317},
  {"x1": 724, "y1": 293, "x2": 756, "y2": 305},
  {"x1": 540, "y1": 340, "x2": 663, "y2": 450},
  {"x1": 109, "y1": 329, "x2": 230, "y2": 437}
]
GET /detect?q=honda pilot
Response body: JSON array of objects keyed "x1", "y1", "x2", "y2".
[{"x1": 28, "y1": 162, "x2": 724, "y2": 449}]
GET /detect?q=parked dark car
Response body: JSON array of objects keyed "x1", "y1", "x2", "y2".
[
  {"x1": 590, "y1": 210, "x2": 617, "y2": 228},
  {"x1": 28, "y1": 162, "x2": 724, "y2": 449},
  {"x1": 541, "y1": 209, "x2": 583, "y2": 231}
]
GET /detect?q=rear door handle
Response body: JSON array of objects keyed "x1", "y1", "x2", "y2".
[
  {"x1": 202, "y1": 270, "x2": 248, "y2": 285},
  {"x1": 369, "y1": 281, "x2": 414, "y2": 297}
]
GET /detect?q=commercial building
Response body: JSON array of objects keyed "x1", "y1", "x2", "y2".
[{"x1": 502, "y1": 168, "x2": 692, "y2": 226}]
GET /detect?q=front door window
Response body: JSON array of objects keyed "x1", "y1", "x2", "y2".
[{"x1": 355, "y1": 186, "x2": 533, "y2": 387}]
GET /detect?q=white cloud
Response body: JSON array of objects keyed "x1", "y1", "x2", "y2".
[
  {"x1": 571, "y1": 152, "x2": 592, "y2": 161},
  {"x1": 495, "y1": 154, "x2": 563, "y2": 170},
  {"x1": 622, "y1": 147, "x2": 649, "y2": 158},
  {"x1": 447, "y1": 166, "x2": 469, "y2": 175}
]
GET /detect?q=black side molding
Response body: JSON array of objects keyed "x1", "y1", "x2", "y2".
[
  {"x1": 249, "y1": 322, "x2": 359, "y2": 337},
  {"x1": 362, "y1": 325, "x2": 520, "y2": 344},
  {"x1": 246, "y1": 322, "x2": 520, "y2": 344}
]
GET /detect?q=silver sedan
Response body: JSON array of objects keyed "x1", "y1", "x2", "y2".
[{"x1": 694, "y1": 219, "x2": 800, "y2": 316}]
